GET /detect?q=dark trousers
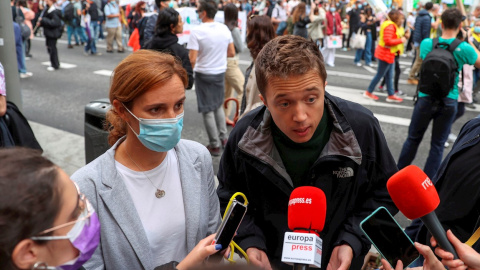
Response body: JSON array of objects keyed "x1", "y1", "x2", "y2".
[
  {"x1": 46, "y1": 37, "x2": 59, "y2": 69},
  {"x1": 380, "y1": 55, "x2": 400, "y2": 92},
  {"x1": 347, "y1": 26, "x2": 355, "y2": 48},
  {"x1": 397, "y1": 97, "x2": 457, "y2": 179}
]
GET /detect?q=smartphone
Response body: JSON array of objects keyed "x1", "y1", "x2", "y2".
[
  {"x1": 209, "y1": 200, "x2": 247, "y2": 261},
  {"x1": 360, "y1": 207, "x2": 420, "y2": 269}
]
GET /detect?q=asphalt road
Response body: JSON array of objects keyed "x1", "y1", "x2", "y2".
[{"x1": 19, "y1": 34, "x2": 480, "y2": 228}]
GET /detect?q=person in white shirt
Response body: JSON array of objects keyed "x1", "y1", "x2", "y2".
[
  {"x1": 188, "y1": 0, "x2": 235, "y2": 156},
  {"x1": 271, "y1": 0, "x2": 288, "y2": 35}
]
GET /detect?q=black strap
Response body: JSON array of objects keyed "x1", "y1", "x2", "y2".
[
  {"x1": 447, "y1": 38, "x2": 462, "y2": 53},
  {"x1": 432, "y1": 37, "x2": 439, "y2": 49}
]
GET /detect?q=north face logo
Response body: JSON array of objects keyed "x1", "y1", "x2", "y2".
[{"x1": 333, "y1": 167, "x2": 354, "y2": 178}]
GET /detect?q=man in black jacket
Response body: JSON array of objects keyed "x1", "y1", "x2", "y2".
[{"x1": 217, "y1": 36, "x2": 398, "y2": 270}]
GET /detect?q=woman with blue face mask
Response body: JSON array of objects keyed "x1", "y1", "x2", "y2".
[{"x1": 71, "y1": 50, "x2": 223, "y2": 269}]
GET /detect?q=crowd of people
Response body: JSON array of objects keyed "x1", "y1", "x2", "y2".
[{"x1": 4, "y1": 0, "x2": 480, "y2": 269}]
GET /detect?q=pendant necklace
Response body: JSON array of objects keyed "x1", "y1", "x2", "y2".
[{"x1": 125, "y1": 148, "x2": 168, "y2": 198}]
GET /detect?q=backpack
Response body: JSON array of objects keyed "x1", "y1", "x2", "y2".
[
  {"x1": 63, "y1": 2, "x2": 75, "y2": 23},
  {"x1": 138, "y1": 16, "x2": 151, "y2": 48},
  {"x1": 417, "y1": 38, "x2": 461, "y2": 99}
]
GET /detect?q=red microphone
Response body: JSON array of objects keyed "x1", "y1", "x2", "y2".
[
  {"x1": 387, "y1": 165, "x2": 458, "y2": 259},
  {"x1": 282, "y1": 186, "x2": 327, "y2": 270},
  {"x1": 288, "y1": 186, "x2": 327, "y2": 235}
]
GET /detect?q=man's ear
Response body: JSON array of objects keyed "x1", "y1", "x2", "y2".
[
  {"x1": 259, "y1": 94, "x2": 267, "y2": 106},
  {"x1": 11, "y1": 239, "x2": 39, "y2": 270},
  {"x1": 325, "y1": 80, "x2": 328, "y2": 88}
]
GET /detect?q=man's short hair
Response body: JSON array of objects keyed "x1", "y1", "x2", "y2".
[
  {"x1": 198, "y1": 0, "x2": 217, "y2": 19},
  {"x1": 425, "y1": 2, "x2": 433, "y2": 10},
  {"x1": 255, "y1": 36, "x2": 327, "y2": 99},
  {"x1": 442, "y1": 8, "x2": 463, "y2": 30},
  {"x1": 155, "y1": 0, "x2": 169, "y2": 9}
]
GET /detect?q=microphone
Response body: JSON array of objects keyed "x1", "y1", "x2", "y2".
[
  {"x1": 281, "y1": 186, "x2": 327, "y2": 270},
  {"x1": 387, "y1": 165, "x2": 459, "y2": 259}
]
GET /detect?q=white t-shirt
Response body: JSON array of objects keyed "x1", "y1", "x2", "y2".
[
  {"x1": 187, "y1": 22, "x2": 233, "y2": 74},
  {"x1": 116, "y1": 150, "x2": 188, "y2": 267},
  {"x1": 407, "y1": 15, "x2": 416, "y2": 30}
]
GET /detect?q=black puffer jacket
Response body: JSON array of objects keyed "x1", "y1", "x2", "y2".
[
  {"x1": 146, "y1": 33, "x2": 194, "y2": 90},
  {"x1": 218, "y1": 92, "x2": 399, "y2": 270},
  {"x1": 41, "y1": 5, "x2": 63, "y2": 39}
]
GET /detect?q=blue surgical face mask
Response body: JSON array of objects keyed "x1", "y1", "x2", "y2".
[
  {"x1": 330, "y1": 7, "x2": 336, "y2": 12},
  {"x1": 412, "y1": 11, "x2": 416, "y2": 15},
  {"x1": 123, "y1": 104, "x2": 183, "y2": 152},
  {"x1": 475, "y1": 26, "x2": 480, "y2": 33},
  {"x1": 357, "y1": 4, "x2": 362, "y2": 8}
]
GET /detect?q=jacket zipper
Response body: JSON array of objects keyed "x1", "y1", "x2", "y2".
[{"x1": 461, "y1": 134, "x2": 480, "y2": 147}]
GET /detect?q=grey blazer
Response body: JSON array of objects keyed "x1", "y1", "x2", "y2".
[{"x1": 72, "y1": 138, "x2": 221, "y2": 270}]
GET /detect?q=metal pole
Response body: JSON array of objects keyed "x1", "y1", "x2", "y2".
[{"x1": 0, "y1": 0, "x2": 23, "y2": 112}]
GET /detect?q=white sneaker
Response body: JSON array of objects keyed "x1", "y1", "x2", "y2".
[
  {"x1": 447, "y1": 133, "x2": 457, "y2": 143},
  {"x1": 366, "y1": 63, "x2": 374, "y2": 67},
  {"x1": 444, "y1": 141, "x2": 450, "y2": 148},
  {"x1": 47, "y1": 67, "x2": 55, "y2": 71},
  {"x1": 355, "y1": 62, "x2": 362, "y2": 67},
  {"x1": 20, "y1": 72, "x2": 33, "y2": 78}
]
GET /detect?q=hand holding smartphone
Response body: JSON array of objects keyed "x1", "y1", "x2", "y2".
[
  {"x1": 208, "y1": 200, "x2": 247, "y2": 262},
  {"x1": 360, "y1": 207, "x2": 420, "y2": 269}
]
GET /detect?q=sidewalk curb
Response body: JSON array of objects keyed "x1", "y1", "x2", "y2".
[{"x1": 29, "y1": 121, "x2": 85, "y2": 176}]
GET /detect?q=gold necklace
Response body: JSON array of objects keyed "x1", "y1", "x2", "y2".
[{"x1": 125, "y1": 148, "x2": 167, "y2": 198}]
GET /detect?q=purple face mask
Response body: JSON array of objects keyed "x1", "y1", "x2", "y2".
[{"x1": 31, "y1": 201, "x2": 101, "y2": 270}]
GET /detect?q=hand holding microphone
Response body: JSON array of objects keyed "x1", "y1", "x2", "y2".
[
  {"x1": 433, "y1": 230, "x2": 480, "y2": 270},
  {"x1": 387, "y1": 165, "x2": 459, "y2": 259}
]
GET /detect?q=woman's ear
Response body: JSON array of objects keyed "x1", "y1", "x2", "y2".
[
  {"x1": 112, "y1": 99, "x2": 129, "y2": 123},
  {"x1": 11, "y1": 239, "x2": 39, "y2": 270}
]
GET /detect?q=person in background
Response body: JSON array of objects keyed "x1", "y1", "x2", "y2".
[
  {"x1": 397, "y1": 8, "x2": 480, "y2": 179},
  {"x1": 271, "y1": 0, "x2": 288, "y2": 36},
  {"x1": 308, "y1": 3, "x2": 326, "y2": 48},
  {"x1": 146, "y1": 8, "x2": 193, "y2": 89},
  {"x1": 104, "y1": 0, "x2": 124, "y2": 53},
  {"x1": 346, "y1": 0, "x2": 361, "y2": 49},
  {"x1": 18, "y1": 0, "x2": 35, "y2": 59},
  {"x1": 143, "y1": 0, "x2": 170, "y2": 48},
  {"x1": 127, "y1": 0, "x2": 146, "y2": 35},
  {"x1": 13, "y1": 22, "x2": 33, "y2": 78},
  {"x1": 364, "y1": 9, "x2": 405, "y2": 103},
  {"x1": 378, "y1": 13, "x2": 409, "y2": 97},
  {"x1": 353, "y1": 13, "x2": 368, "y2": 66},
  {"x1": 240, "y1": 15, "x2": 275, "y2": 117},
  {"x1": 72, "y1": 50, "x2": 222, "y2": 269},
  {"x1": 187, "y1": 0, "x2": 234, "y2": 156},
  {"x1": 286, "y1": 5, "x2": 296, "y2": 34},
  {"x1": 341, "y1": 18, "x2": 349, "y2": 50},
  {"x1": 223, "y1": 3, "x2": 245, "y2": 126},
  {"x1": 84, "y1": 0, "x2": 101, "y2": 55},
  {"x1": 323, "y1": 2, "x2": 342, "y2": 67},
  {"x1": 38, "y1": 0, "x2": 62, "y2": 71},
  {"x1": 242, "y1": 0, "x2": 252, "y2": 15},
  {"x1": 406, "y1": 8, "x2": 417, "y2": 56},
  {"x1": 362, "y1": 7, "x2": 375, "y2": 66},
  {"x1": 408, "y1": 2, "x2": 434, "y2": 85},
  {"x1": 292, "y1": 2, "x2": 314, "y2": 38}
]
